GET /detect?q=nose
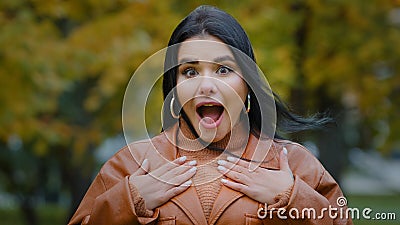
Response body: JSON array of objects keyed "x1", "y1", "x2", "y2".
[{"x1": 198, "y1": 76, "x2": 217, "y2": 96}]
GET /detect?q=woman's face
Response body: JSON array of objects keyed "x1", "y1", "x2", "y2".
[{"x1": 176, "y1": 35, "x2": 248, "y2": 143}]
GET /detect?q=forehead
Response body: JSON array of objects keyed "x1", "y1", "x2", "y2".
[{"x1": 177, "y1": 37, "x2": 234, "y2": 63}]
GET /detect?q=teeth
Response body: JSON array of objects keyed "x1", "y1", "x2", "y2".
[{"x1": 203, "y1": 104, "x2": 214, "y2": 107}]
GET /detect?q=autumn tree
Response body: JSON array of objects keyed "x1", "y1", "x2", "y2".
[
  {"x1": 231, "y1": 0, "x2": 400, "y2": 179},
  {"x1": 0, "y1": 1, "x2": 399, "y2": 224},
  {"x1": 0, "y1": 0, "x2": 180, "y2": 224}
]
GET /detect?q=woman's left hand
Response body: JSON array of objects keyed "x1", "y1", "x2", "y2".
[{"x1": 217, "y1": 147, "x2": 293, "y2": 204}]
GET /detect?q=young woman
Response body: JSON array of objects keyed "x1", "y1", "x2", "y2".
[{"x1": 69, "y1": 5, "x2": 352, "y2": 225}]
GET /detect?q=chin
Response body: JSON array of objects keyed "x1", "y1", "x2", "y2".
[{"x1": 197, "y1": 122, "x2": 230, "y2": 143}]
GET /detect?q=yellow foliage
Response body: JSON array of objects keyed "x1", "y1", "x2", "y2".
[{"x1": 0, "y1": 0, "x2": 399, "y2": 157}]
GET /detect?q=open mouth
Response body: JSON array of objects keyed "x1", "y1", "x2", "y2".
[{"x1": 196, "y1": 103, "x2": 224, "y2": 126}]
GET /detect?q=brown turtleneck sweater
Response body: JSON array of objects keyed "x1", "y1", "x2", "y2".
[{"x1": 176, "y1": 118, "x2": 248, "y2": 221}]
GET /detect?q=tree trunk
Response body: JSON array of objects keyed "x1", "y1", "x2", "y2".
[
  {"x1": 65, "y1": 166, "x2": 92, "y2": 222},
  {"x1": 19, "y1": 197, "x2": 38, "y2": 225},
  {"x1": 58, "y1": 145, "x2": 96, "y2": 223},
  {"x1": 289, "y1": 3, "x2": 346, "y2": 183}
]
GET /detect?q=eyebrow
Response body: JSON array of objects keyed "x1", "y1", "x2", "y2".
[{"x1": 178, "y1": 55, "x2": 236, "y2": 65}]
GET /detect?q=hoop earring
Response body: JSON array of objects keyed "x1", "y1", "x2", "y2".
[
  {"x1": 170, "y1": 97, "x2": 179, "y2": 119},
  {"x1": 246, "y1": 93, "x2": 251, "y2": 113}
]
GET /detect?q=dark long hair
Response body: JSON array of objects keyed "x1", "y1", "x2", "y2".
[{"x1": 162, "y1": 5, "x2": 332, "y2": 139}]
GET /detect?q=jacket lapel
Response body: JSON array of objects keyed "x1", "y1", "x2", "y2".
[
  {"x1": 170, "y1": 187, "x2": 208, "y2": 225},
  {"x1": 208, "y1": 135, "x2": 281, "y2": 224},
  {"x1": 208, "y1": 185, "x2": 243, "y2": 225}
]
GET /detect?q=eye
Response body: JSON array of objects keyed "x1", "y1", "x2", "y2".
[
  {"x1": 216, "y1": 65, "x2": 233, "y2": 75},
  {"x1": 181, "y1": 67, "x2": 198, "y2": 77}
]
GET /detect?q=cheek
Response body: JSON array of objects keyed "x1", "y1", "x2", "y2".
[
  {"x1": 224, "y1": 78, "x2": 248, "y2": 103},
  {"x1": 220, "y1": 79, "x2": 248, "y2": 118},
  {"x1": 176, "y1": 78, "x2": 187, "y2": 99},
  {"x1": 237, "y1": 78, "x2": 249, "y2": 100},
  {"x1": 176, "y1": 80, "x2": 195, "y2": 110}
]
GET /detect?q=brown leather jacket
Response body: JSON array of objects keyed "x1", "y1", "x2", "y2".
[{"x1": 69, "y1": 125, "x2": 353, "y2": 225}]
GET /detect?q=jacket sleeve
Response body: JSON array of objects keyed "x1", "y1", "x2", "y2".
[
  {"x1": 264, "y1": 143, "x2": 353, "y2": 225},
  {"x1": 68, "y1": 146, "x2": 160, "y2": 225}
]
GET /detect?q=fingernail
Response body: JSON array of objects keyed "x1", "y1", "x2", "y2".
[
  {"x1": 142, "y1": 159, "x2": 148, "y2": 165},
  {"x1": 283, "y1": 147, "x2": 288, "y2": 155},
  {"x1": 183, "y1": 180, "x2": 192, "y2": 186},
  {"x1": 217, "y1": 165, "x2": 226, "y2": 171},
  {"x1": 188, "y1": 160, "x2": 197, "y2": 166},
  {"x1": 217, "y1": 160, "x2": 226, "y2": 165},
  {"x1": 227, "y1": 156, "x2": 236, "y2": 162},
  {"x1": 189, "y1": 167, "x2": 197, "y2": 173},
  {"x1": 221, "y1": 178, "x2": 228, "y2": 184},
  {"x1": 178, "y1": 156, "x2": 187, "y2": 163}
]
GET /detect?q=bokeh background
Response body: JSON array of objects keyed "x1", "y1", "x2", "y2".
[{"x1": 0, "y1": 0, "x2": 399, "y2": 224}]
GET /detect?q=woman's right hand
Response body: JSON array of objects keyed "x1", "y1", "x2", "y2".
[{"x1": 129, "y1": 156, "x2": 197, "y2": 210}]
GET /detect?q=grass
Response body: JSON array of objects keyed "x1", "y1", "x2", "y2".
[
  {"x1": 347, "y1": 195, "x2": 400, "y2": 225},
  {"x1": 0, "y1": 195, "x2": 398, "y2": 225},
  {"x1": 0, "y1": 204, "x2": 68, "y2": 225}
]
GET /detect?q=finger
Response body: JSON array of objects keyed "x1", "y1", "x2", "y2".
[
  {"x1": 226, "y1": 156, "x2": 250, "y2": 168},
  {"x1": 168, "y1": 166, "x2": 197, "y2": 186},
  {"x1": 132, "y1": 159, "x2": 149, "y2": 176},
  {"x1": 217, "y1": 166, "x2": 249, "y2": 184},
  {"x1": 184, "y1": 160, "x2": 197, "y2": 167},
  {"x1": 165, "y1": 179, "x2": 193, "y2": 198},
  {"x1": 152, "y1": 156, "x2": 188, "y2": 177},
  {"x1": 217, "y1": 159, "x2": 248, "y2": 174},
  {"x1": 221, "y1": 178, "x2": 248, "y2": 193},
  {"x1": 279, "y1": 147, "x2": 292, "y2": 173},
  {"x1": 164, "y1": 160, "x2": 196, "y2": 177}
]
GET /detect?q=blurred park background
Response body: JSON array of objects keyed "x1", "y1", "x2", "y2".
[{"x1": 1, "y1": 0, "x2": 399, "y2": 224}]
